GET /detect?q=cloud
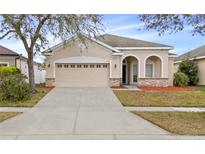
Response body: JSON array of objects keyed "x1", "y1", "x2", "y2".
[{"x1": 106, "y1": 23, "x2": 143, "y2": 33}]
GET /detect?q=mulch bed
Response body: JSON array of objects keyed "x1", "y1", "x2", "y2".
[
  {"x1": 111, "y1": 86, "x2": 127, "y2": 89},
  {"x1": 138, "y1": 86, "x2": 194, "y2": 91}
]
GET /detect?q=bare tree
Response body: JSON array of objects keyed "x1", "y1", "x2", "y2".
[{"x1": 0, "y1": 14, "x2": 103, "y2": 92}]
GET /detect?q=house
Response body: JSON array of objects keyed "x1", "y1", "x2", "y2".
[
  {"x1": 174, "y1": 45, "x2": 205, "y2": 85},
  {"x1": 0, "y1": 45, "x2": 45, "y2": 84},
  {"x1": 43, "y1": 34, "x2": 174, "y2": 87}
]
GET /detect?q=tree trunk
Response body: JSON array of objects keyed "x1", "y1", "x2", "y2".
[{"x1": 27, "y1": 50, "x2": 37, "y2": 93}]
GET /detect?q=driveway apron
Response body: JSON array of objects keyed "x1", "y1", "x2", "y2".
[{"x1": 0, "y1": 87, "x2": 169, "y2": 138}]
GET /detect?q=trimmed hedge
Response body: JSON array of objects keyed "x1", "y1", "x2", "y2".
[
  {"x1": 0, "y1": 66, "x2": 21, "y2": 76},
  {"x1": 174, "y1": 72, "x2": 189, "y2": 87},
  {"x1": 0, "y1": 66, "x2": 30, "y2": 101},
  {"x1": 178, "y1": 59, "x2": 198, "y2": 86}
]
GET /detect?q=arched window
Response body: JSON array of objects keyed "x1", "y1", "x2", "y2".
[{"x1": 145, "y1": 56, "x2": 162, "y2": 78}]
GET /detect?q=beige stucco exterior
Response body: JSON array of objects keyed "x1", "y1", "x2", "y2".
[
  {"x1": 197, "y1": 59, "x2": 205, "y2": 85},
  {"x1": 0, "y1": 56, "x2": 17, "y2": 66},
  {"x1": 168, "y1": 57, "x2": 174, "y2": 86},
  {"x1": 45, "y1": 37, "x2": 173, "y2": 87}
]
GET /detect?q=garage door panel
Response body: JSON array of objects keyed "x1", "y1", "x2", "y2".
[{"x1": 55, "y1": 64, "x2": 109, "y2": 87}]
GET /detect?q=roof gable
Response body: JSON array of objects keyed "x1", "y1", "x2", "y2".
[
  {"x1": 43, "y1": 34, "x2": 120, "y2": 55},
  {"x1": 0, "y1": 45, "x2": 19, "y2": 56},
  {"x1": 97, "y1": 34, "x2": 172, "y2": 48}
]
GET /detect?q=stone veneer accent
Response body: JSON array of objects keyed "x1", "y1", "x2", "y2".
[
  {"x1": 138, "y1": 78, "x2": 169, "y2": 87},
  {"x1": 45, "y1": 78, "x2": 55, "y2": 87},
  {"x1": 109, "y1": 78, "x2": 121, "y2": 87}
]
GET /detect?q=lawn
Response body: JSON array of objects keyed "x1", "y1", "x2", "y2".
[
  {"x1": 191, "y1": 86, "x2": 205, "y2": 92},
  {"x1": 133, "y1": 111, "x2": 205, "y2": 135},
  {"x1": 113, "y1": 90, "x2": 205, "y2": 107},
  {"x1": 0, "y1": 85, "x2": 52, "y2": 107},
  {"x1": 0, "y1": 112, "x2": 22, "y2": 123}
]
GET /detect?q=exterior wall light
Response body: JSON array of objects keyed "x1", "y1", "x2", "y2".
[{"x1": 114, "y1": 64, "x2": 117, "y2": 68}]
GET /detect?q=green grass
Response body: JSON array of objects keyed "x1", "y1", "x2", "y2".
[
  {"x1": 0, "y1": 112, "x2": 22, "y2": 123},
  {"x1": 0, "y1": 85, "x2": 52, "y2": 107},
  {"x1": 133, "y1": 111, "x2": 205, "y2": 135},
  {"x1": 190, "y1": 86, "x2": 205, "y2": 92},
  {"x1": 114, "y1": 90, "x2": 205, "y2": 107}
]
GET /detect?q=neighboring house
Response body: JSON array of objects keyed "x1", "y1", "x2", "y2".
[
  {"x1": 43, "y1": 34, "x2": 174, "y2": 87},
  {"x1": 174, "y1": 45, "x2": 205, "y2": 85},
  {"x1": 0, "y1": 45, "x2": 45, "y2": 84}
]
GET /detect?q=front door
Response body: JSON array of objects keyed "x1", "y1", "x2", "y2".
[{"x1": 122, "y1": 65, "x2": 126, "y2": 84}]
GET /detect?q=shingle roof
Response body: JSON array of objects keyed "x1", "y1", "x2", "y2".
[
  {"x1": 175, "y1": 45, "x2": 205, "y2": 61},
  {"x1": 0, "y1": 45, "x2": 19, "y2": 56},
  {"x1": 97, "y1": 34, "x2": 172, "y2": 48}
]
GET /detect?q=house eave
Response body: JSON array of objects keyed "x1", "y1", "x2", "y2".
[
  {"x1": 112, "y1": 52, "x2": 124, "y2": 56},
  {"x1": 114, "y1": 47, "x2": 173, "y2": 50},
  {"x1": 174, "y1": 55, "x2": 205, "y2": 64}
]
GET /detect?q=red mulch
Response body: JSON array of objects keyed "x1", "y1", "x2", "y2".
[
  {"x1": 138, "y1": 86, "x2": 195, "y2": 91},
  {"x1": 111, "y1": 86, "x2": 127, "y2": 89}
]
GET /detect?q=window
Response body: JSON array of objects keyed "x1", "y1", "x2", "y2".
[
  {"x1": 71, "y1": 64, "x2": 75, "y2": 68},
  {"x1": 84, "y1": 64, "x2": 88, "y2": 68},
  {"x1": 57, "y1": 64, "x2": 62, "y2": 68},
  {"x1": 96, "y1": 64, "x2": 101, "y2": 68},
  {"x1": 64, "y1": 64, "x2": 69, "y2": 68},
  {"x1": 0, "y1": 62, "x2": 9, "y2": 67},
  {"x1": 146, "y1": 64, "x2": 153, "y2": 77},
  {"x1": 90, "y1": 64, "x2": 95, "y2": 68},
  {"x1": 77, "y1": 64, "x2": 82, "y2": 68},
  {"x1": 103, "y1": 64, "x2": 107, "y2": 68},
  {"x1": 133, "y1": 64, "x2": 138, "y2": 82}
]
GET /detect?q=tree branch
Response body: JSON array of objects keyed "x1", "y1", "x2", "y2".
[
  {"x1": 0, "y1": 30, "x2": 15, "y2": 39},
  {"x1": 30, "y1": 15, "x2": 51, "y2": 50}
]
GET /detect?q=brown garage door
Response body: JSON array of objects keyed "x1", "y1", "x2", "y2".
[{"x1": 55, "y1": 63, "x2": 109, "y2": 87}]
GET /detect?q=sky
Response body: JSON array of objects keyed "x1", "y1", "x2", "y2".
[{"x1": 1, "y1": 14, "x2": 205, "y2": 63}]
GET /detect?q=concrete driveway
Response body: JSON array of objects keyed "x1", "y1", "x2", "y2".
[{"x1": 0, "y1": 87, "x2": 169, "y2": 139}]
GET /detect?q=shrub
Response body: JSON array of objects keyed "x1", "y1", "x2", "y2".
[
  {"x1": 0, "y1": 66, "x2": 21, "y2": 77},
  {"x1": 0, "y1": 74, "x2": 30, "y2": 101},
  {"x1": 178, "y1": 59, "x2": 199, "y2": 85},
  {"x1": 174, "y1": 72, "x2": 189, "y2": 87}
]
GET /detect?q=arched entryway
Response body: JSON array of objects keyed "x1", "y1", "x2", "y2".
[
  {"x1": 145, "y1": 55, "x2": 162, "y2": 78},
  {"x1": 121, "y1": 55, "x2": 139, "y2": 85}
]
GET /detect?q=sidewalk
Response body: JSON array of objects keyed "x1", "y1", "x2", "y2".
[
  {"x1": 125, "y1": 106, "x2": 205, "y2": 112},
  {"x1": 1, "y1": 106, "x2": 205, "y2": 112},
  {"x1": 0, "y1": 107, "x2": 30, "y2": 112},
  {"x1": 0, "y1": 134, "x2": 205, "y2": 140}
]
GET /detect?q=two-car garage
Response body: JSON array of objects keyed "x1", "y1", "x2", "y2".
[{"x1": 54, "y1": 56, "x2": 110, "y2": 87}]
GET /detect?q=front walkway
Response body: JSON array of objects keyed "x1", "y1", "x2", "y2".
[{"x1": 0, "y1": 87, "x2": 168, "y2": 139}]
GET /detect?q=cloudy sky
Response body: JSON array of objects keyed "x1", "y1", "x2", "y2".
[{"x1": 1, "y1": 14, "x2": 205, "y2": 63}]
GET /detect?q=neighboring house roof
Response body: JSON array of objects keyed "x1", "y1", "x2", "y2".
[
  {"x1": 175, "y1": 45, "x2": 205, "y2": 62},
  {"x1": 0, "y1": 45, "x2": 19, "y2": 56},
  {"x1": 97, "y1": 34, "x2": 172, "y2": 48},
  {"x1": 54, "y1": 56, "x2": 109, "y2": 64},
  {"x1": 0, "y1": 44, "x2": 42, "y2": 66}
]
